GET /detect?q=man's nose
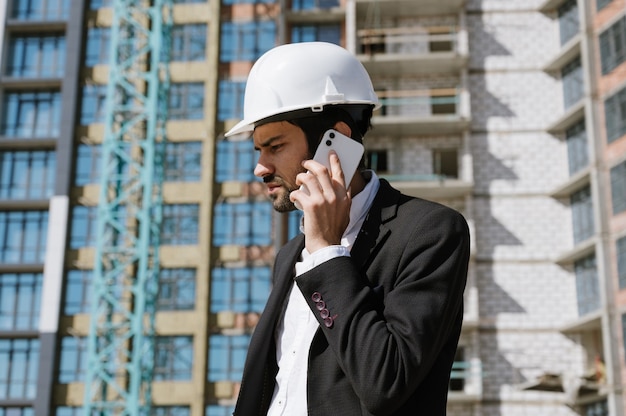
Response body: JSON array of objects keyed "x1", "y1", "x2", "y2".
[{"x1": 254, "y1": 160, "x2": 272, "y2": 178}]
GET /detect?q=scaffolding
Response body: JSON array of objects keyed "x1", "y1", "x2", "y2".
[{"x1": 83, "y1": 0, "x2": 172, "y2": 414}]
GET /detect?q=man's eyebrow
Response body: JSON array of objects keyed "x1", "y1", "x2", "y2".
[{"x1": 254, "y1": 135, "x2": 284, "y2": 150}]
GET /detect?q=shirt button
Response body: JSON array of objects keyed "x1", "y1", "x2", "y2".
[
  {"x1": 320, "y1": 308, "x2": 330, "y2": 319},
  {"x1": 316, "y1": 301, "x2": 326, "y2": 310},
  {"x1": 312, "y1": 292, "x2": 322, "y2": 302},
  {"x1": 324, "y1": 317, "x2": 334, "y2": 328}
]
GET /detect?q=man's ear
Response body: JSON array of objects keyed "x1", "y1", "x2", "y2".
[{"x1": 333, "y1": 121, "x2": 352, "y2": 138}]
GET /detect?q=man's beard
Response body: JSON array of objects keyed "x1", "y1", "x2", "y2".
[{"x1": 264, "y1": 175, "x2": 298, "y2": 213}]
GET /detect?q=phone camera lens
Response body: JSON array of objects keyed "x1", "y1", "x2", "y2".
[
  {"x1": 329, "y1": 132, "x2": 335, "y2": 138},
  {"x1": 325, "y1": 140, "x2": 332, "y2": 146}
]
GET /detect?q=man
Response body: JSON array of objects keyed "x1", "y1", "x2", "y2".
[{"x1": 225, "y1": 42, "x2": 470, "y2": 416}]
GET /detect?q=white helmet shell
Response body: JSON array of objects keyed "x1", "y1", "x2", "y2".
[{"x1": 225, "y1": 42, "x2": 379, "y2": 137}]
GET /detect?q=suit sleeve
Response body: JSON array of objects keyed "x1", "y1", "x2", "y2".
[{"x1": 294, "y1": 203, "x2": 470, "y2": 414}]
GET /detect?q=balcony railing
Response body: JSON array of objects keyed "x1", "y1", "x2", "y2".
[
  {"x1": 377, "y1": 88, "x2": 459, "y2": 117},
  {"x1": 359, "y1": 26, "x2": 459, "y2": 55}
]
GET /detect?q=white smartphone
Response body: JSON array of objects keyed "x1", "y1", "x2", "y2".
[
  {"x1": 296, "y1": 129, "x2": 364, "y2": 210},
  {"x1": 313, "y1": 129, "x2": 364, "y2": 186}
]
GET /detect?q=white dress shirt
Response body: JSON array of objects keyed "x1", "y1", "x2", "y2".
[{"x1": 267, "y1": 172, "x2": 380, "y2": 416}]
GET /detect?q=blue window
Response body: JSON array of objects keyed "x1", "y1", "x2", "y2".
[
  {"x1": 574, "y1": 254, "x2": 600, "y2": 316},
  {"x1": 11, "y1": 0, "x2": 70, "y2": 20},
  {"x1": 292, "y1": 0, "x2": 339, "y2": 10},
  {"x1": 288, "y1": 210, "x2": 303, "y2": 240},
  {"x1": 213, "y1": 201, "x2": 272, "y2": 246},
  {"x1": 89, "y1": 0, "x2": 111, "y2": 8},
  {"x1": 0, "y1": 150, "x2": 56, "y2": 199},
  {"x1": 599, "y1": 15, "x2": 626, "y2": 75},
  {"x1": 58, "y1": 336, "x2": 86, "y2": 382},
  {"x1": 1, "y1": 409, "x2": 34, "y2": 416},
  {"x1": 597, "y1": 0, "x2": 612, "y2": 10},
  {"x1": 562, "y1": 57, "x2": 583, "y2": 109},
  {"x1": 154, "y1": 408, "x2": 190, "y2": 416},
  {"x1": 617, "y1": 235, "x2": 626, "y2": 289},
  {"x1": 211, "y1": 267, "x2": 270, "y2": 313},
  {"x1": 75, "y1": 143, "x2": 101, "y2": 185},
  {"x1": 208, "y1": 335, "x2": 249, "y2": 382},
  {"x1": 55, "y1": 408, "x2": 80, "y2": 416},
  {"x1": 1, "y1": 90, "x2": 61, "y2": 138},
  {"x1": 165, "y1": 142, "x2": 202, "y2": 182},
  {"x1": 223, "y1": 0, "x2": 275, "y2": 3},
  {"x1": 220, "y1": 21, "x2": 276, "y2": 62},
  {"x1": 154, "y1": 336, "x2": 193, "y2": 381},
  {"x1": 611, "y1": 160, "x2": 626, "y2": 214},
  {"x1": 206, "y1": 406, "x2": 235, "y2": 416},
  {"x1": 566, "y1": 120, "x2": 588, "y2": 176},
  {"x1": 168, "y1": 24, "x2": 207, "y2": 62},
  {"x1": 69, "y1": 205, "x2": 98, "y2": 248},
  {"x1": 215, "y1": 138, "x2": 255, "y2": 182},
  {"x1": 0, "y1": 210, "x2": 48, "y2": 264},
  {"x1": 0, "y1": 273, "x2": 42, "y2": 331},
  {"x1": 162, "y1": 204, "x2": 199, "y2": 245},
  {"x1": 80, "y1": 84, "x2": 107, "y2": 125},
  {"x1": 158, "y1": 268, "x2": 196, "y2": 311},
  {"x1": 291, "y1": 24, "x2": 341, "y2": 45},
  {"x1": 605, "y1": 85, "x2": 626, "y2": 143},
  {"x1": 558, "y1": 0, "x2": 579, "y2": 46},
  {"x1": 85, "y1": 27, "x2": 110, "y2": 66},
  {"x1": 0, "y1": 339, "x2": 39, "y2": 399},
  {"x1": 6, "y1": 34, "x2": 65, "y2": 78},
  {"x1": 217, "y1": 80, "x2": 245, "y2": 122},
  {"x1": 571, "y1": 186, "x2": 594, "y2": 244},
  {"x1": 64, "y1": 270, "x2": 93, "y2": 315},
  {"x1": 169, "y1": 83, "x2": 204, "y2": 120}
]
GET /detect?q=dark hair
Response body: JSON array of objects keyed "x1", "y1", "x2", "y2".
[{"x1": 256, "y1": 104, "x2": 373, "y2": 157}]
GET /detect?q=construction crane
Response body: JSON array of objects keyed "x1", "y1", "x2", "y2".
[{"x1": 83, "y1": 0, "x2": 172, "y2": 414}]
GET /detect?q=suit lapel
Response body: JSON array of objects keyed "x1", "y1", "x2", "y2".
[{"x1": 351, "y1": 179, "x2": 401, "y2": 272}]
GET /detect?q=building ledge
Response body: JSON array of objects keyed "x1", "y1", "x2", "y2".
[
  {"x1": 520, "y1": 373, "x2": 564, "y2": 392},
  {"x1": 546, "y1": 100, "x2": 585, "y2": 134},
  {"x1": 384, "y1": 177, "x2": 473, "y2": 200},
  {"x1": 285, "y1": 8, "x2": 345, "y2": 23},
  {"x1": 372, "y1": 115, "x2": 470, "y2": 136},
  {"x1": 539, "y1": 0, "x2": 569, "y2": 12},
  {"x1": 359, "y1": 52, "x2": 468, "y2": 76},
  {"x1": 549, "y1": 166, "x2": 591, "y2": 198},
  {"x1": 554, "y1": 237, "x2": 596, "y2": 265},
  {"x1": 542, "y1": 34, "x2": 581, "y2": 73},
  {"x1": 559, "y1": 309, "x2": 602, "y2": 333},
  {"x1": 356, "y1": 0, "x2": 464, "y2": 17}
]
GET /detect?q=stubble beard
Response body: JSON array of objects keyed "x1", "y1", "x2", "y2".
[{"x1": 264, "y1": 176, "x2": 298, "y2": 213}]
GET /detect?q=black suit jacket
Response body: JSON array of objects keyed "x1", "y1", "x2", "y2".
[{"x1": 234, "y1": 179, "x2": 470, "y2": 416}]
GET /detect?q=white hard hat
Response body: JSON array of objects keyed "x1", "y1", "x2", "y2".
[{"x1": 224, "y1": 42, "x2": 380, "y2": 137}]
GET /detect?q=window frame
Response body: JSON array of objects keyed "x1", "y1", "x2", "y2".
[
  {"x1": 0, "y1": 210, "x2": 48, "y2": 264},
  {"x1": 0, "y1": 149, "x2": 56, "y2": 199},
  {"x1": 599, "y1": 15, "x2": 626, "y2": 75},
  {"x1": 1, "y1": 90, "x2": 62, "y2": 139}
]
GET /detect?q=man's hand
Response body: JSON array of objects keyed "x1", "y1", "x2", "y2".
[{"x1": 290, "y1": 151, "x2": 351, "y2": 253}]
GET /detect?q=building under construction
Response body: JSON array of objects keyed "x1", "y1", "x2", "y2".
[{"x1": 0, "y1": 0, "x2": 626, "y2": 415}]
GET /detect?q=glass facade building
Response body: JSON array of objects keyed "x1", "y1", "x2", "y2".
[{"x1": 1, "y1": 0, "x2": 626, "y2": 415}]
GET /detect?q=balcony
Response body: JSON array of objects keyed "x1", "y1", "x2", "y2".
[
  {"x1": 356, "y1": 0, "x2": 464, "y2": 17},
  {"x1": 383, "y1": 174, "x2": 473, "y2": 200},
  {"x1": 287, "y1": 0, "x2": 344, "y2": 23},
  {"x1": 357, "y1": 25, "x2": 468, "y2": 76},
  {"x1": 371, "y1": 87, "x2": 470, "y2": 136}
]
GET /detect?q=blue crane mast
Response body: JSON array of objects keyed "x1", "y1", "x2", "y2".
[{"x1": 83, "y1": 0, "x2": 172, "y2": 414}]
